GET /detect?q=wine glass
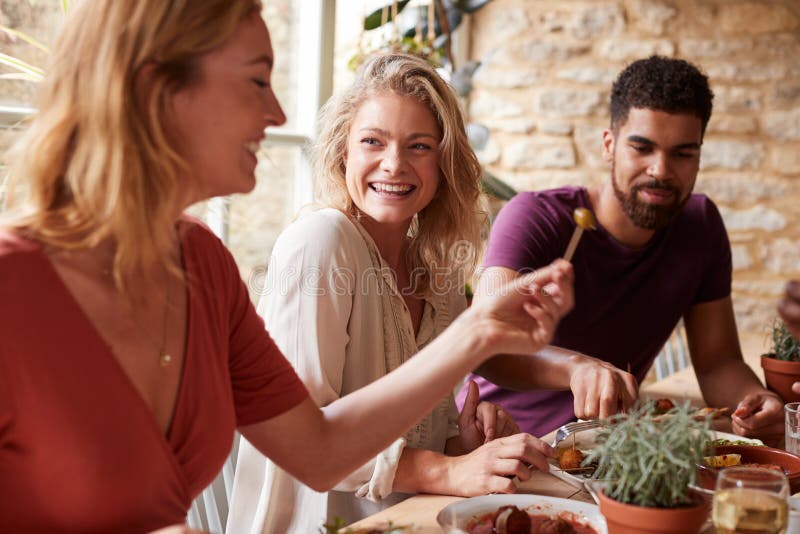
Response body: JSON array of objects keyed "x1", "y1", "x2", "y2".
[{"x1": 712, "y1": 466, "x2": 789, "y2": 534}]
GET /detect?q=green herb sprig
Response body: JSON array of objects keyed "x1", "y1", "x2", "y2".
[
  {"x1": 770, "y1": 319, "x2": 800, "y2": 362},
  {"x1": 584, "y1": 401, "x2": 712, "y2": 508}
]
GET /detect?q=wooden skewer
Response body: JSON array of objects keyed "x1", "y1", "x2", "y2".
[
  {"x1": 563, "y1": 208, "x2": 596, "y2": 263},
  {"x1": 563, "y1": 227, "x2": 584, "y2": 262}
]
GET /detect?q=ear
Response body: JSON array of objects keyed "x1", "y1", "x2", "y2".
[
  {"x1": 602, "y1": 128, "x2": 615, "y2": 164},
  {"x1": 133, "y1": 62, "x2": 159, "y2": 109}
]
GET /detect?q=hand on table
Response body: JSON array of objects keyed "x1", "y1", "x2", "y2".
[
  {"x1": 779, "y1": 280, "x2": 800, "y2": 339},
  {"x1": 732, "y1": 392, "x2": 785, "y2": 446},
  {"x1": 447, "y1": 433, "x2": 555, "y2": 496},
  {"x1": 569, "y1": 357, "x2": 638, "y2": 420},
  {"x1": 458, "y1": 379, "x2": 520, "y2": 452}
]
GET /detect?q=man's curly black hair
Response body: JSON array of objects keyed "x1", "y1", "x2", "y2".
[{"x1": 610, "y1": 55, "x2": 714, "y2": 136}]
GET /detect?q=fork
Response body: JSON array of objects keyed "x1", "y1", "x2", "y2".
[{"x1": 550, "y1": 419, "x2": 603, "y2": 447}]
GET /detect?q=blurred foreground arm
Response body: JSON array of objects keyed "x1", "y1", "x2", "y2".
[{"x1": 240, "y1": 260, "x2": 574, "y2": 491}]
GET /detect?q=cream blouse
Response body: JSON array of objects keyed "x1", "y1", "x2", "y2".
[{"x1": 227, "y1": 208, "x2": 467, "y2": 534}]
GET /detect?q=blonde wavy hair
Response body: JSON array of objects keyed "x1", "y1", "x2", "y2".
[
  {"x1": 4, "y1": 0, "x2": 261, "y2": 290},
  {"x1": 314, "y1": 53, "x2": 485, "y2": 296}
]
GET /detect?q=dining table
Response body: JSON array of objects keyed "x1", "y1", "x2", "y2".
[{"x1": 343, "y1": 333, "x2": 770, "y2": 533}]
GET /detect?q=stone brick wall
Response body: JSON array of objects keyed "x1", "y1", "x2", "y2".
[{"x1": 469, "y1": 0, "x2": 800, "y2": 335}]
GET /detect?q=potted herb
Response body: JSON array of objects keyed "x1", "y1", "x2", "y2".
[
  {"x1": 761, "y1": 319, "x2": 800, "y2": 402},
  {"x1": 584, "y1": 402, "x2": 712, "y2": 534}
]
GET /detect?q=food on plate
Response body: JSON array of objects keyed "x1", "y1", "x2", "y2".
[
  {"x1": 650, "y1": 398, "x2": 730, "y2": 421},
  {"x1": 693, "y1": 406, "x2": 731, "y2": 419},
  {"x1": 466, "y1": 505, "x2": 598, "y2": 534},
  {"x1": 704, "y1": 453, "x2": 742, "y2": 468},
  {"x1": 712, "y1": 438, "x2": 764, "y2": 447},
  {"x1": 345, "y1": 526, "x2": 410, "y2": 534},
  {"x1": 558, "y1": 448, "x2": 586, "y2": 471},
  {"x1": 496, "y1": 505, "x2": 530, "y2": 534},
  {"x1": 703, "y1": 451, "x2": 785, "y2": 473},
  {"x1": 654, "y1": 397, "x2": 675, "y2": 414}
]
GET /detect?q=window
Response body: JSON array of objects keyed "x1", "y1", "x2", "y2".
[
  {"x1": 194, "y1": 0, "x2": 336, "y2": 297},
  {"x1": 0, "y1": 1, "x2": 337, "y2": 301}
]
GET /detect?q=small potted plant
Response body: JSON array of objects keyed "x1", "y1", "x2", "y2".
[
  {"x1": 584, "y1": 402, "x2": 712, "y2": 534},
  {"x1": 761, "y1": 319, "x2": 800, "y2": 402}
]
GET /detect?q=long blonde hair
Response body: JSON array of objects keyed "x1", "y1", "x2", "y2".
[
  {"x1": 314, "y1": 53, "x2": 485, "y2": 296},
  {"x1": 4, "y1": 0, "x2": 261, "y2": 290}
]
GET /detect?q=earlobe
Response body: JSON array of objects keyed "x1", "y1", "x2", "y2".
[
  {"x1": 133, "y1": 62, "x2": 158, "y2": 109},
  {"x1": 601, "y1": 129, "x2": 615, "y2": 163}
]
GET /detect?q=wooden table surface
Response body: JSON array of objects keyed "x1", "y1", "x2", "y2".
[
  {"x1": 344, "y1": 461, "x2": 595, "y2": 532},
  {"x1": 345, "y1": 333, "x2": 769, "y2": 532}
]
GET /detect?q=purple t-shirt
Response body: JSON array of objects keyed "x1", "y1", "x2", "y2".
[{"x1": 457, "y1": 186, "x2": 732, "y2": 437}]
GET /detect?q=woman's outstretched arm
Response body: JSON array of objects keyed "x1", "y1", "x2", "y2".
[{"x1": 240, "y1": 260, "x2": 573, "y2": 491}]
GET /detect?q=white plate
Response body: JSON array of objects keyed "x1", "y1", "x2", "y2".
[
  {"x1": 436, "y1": 494, "x2": 607, "y2": 534},
  {"x1": 549, "y1": 428, "x2": 763, "y2": 489}
]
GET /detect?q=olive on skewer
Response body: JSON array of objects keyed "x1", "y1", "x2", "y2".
[{"x1": 563, "y1": 207, "x2": 596, "y2": 262}]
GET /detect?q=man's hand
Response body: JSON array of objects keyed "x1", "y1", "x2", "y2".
[
  {"x1": 731, "y1": 392, "x2": 785, "y2": 446},
  {"x1": 569, "y1": 357, "x2": 639, "y2": 420},
  {"x1": 457, "y1": 380, "x2": 520, "y2": 453}
]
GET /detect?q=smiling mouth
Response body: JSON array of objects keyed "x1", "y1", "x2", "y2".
[{"x1": 369, "y1": 183, "x2": 416, "y2": 196}]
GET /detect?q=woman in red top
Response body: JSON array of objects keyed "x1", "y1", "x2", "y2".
[{"x1": 0, "y1": 1, "x2": 573, "y2": 532}]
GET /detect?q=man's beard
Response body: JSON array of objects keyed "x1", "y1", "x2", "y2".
[{"x1": 611, "y1": 165, "x2": 688, "y2": 230}]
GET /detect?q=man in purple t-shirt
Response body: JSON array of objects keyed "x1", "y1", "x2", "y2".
[{"x1": 459, "y1": 56, "x2": 784, "y2": 444}]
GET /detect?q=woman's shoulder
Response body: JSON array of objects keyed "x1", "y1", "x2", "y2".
[
  {"x1": 277, "y1": 207, "x2": 363, "y2": 251},
  {"x1": 0, "y1": 229, "x2": 41, "y2": 267}
]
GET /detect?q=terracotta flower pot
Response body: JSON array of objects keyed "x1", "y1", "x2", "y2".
[
  {"x1": 597, "y1": 488, "x2": 710, "y2": 534},
  {"x1": 761, "y1": 354, "x2": 800, "y2": 402}
]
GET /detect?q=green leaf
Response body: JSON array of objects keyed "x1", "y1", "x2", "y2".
[
  {"x1": 0, "y1": 26, "x2": 50, "y2": 54},
  {"x1": 61, "y1": 0, "x2": 70, "y2": 14},
  {"x1": 0, "y1": 53, "x2": 46, "y2": 79},
  {"x1": 587, "y1": 401, "x2": 711, "y2": 508},
  {"x1": 363, "y1": 0, "x2": 412, "y2": 30},
  {"x1": 451, "y1": 0, "x2": 494, "y2": 13},
  {"x1": 771, "y1": 318, "x2": 800, "y2": 361},
  {"x1": 404, "y1": 7, "x2": 464, "y2": 40},
  {"x1": 480, "y1": 170, "x2": 517, "y2": 201},
  {"x1": 0, "y1": 72, "x2": 41, "y2": 82}
]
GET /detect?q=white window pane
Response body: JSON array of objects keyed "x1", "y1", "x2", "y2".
[
  {"x1": 227, "y1": 145, "x2": 298, "y2": 300},
  {"x1": 261, "y1": 1, "x2": 301, "y2": 132}
]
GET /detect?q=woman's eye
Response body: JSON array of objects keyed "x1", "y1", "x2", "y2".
[
  {"x1": 411, "y1": 143, "x2": 432, "y2": 150},
  {"x1": 361, "y1": 138, "x2": 380, "y2": 146}
]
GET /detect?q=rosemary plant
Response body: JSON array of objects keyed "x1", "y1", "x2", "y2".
[
  {"x1": 584, "y1": 401, "x2": 712, "y2": 508},
  {"x1": 770, "y1": 319, "x2": 800, "y2": 362}
]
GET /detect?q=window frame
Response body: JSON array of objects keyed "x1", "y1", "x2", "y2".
[
  {"x1": 207, "y1": 0, "x2": 336, "y2": 244},
  {"x1": 0, "y1": 2, "x2": 337, "y2": 247}
]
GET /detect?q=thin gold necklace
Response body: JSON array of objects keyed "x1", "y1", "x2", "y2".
[
  {"x1": 116, "y1": 269, "x2": 172, "y2": 368},
  {"x1": 61, "y1": 246, "x2": 174, "y2": 368}
]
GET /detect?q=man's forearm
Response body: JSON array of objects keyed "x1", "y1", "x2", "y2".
[
  {"x1": 474, "y1": 345, "x2": 586, "y2": 390},
  {"x1": 696, "y1": 359, "x2": 765, "y2": 408}
]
